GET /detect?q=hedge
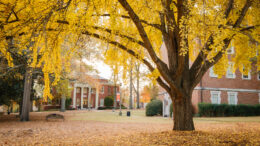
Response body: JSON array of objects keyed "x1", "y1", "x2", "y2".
[
  {"x1": 104, "y1": 96, "x2": 114, "y2": 107},
  {"x1": 145, "y1": 99, "x2": 162, "y2": 116},
  {"x1": 97, "y1": 106, "x2": 127, "y2": 110},
  {"x1": 198, "y1": 103, "x2": 260, "y2": 117}
]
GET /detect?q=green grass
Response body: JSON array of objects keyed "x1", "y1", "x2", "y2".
[
  {"x1": 67, "y1": 110, "x2": 260, "y2": 124},
  {"x1": 69, "y1": 110, "x2": 172, "y2": 124},
  {"x1": 194, "y1": 116, "x2": 260, "y2": 123}
]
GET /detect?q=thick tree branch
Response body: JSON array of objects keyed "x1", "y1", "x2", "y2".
[
  {"x1": 161, "y1": 0, "x2": 179, "y2": 74},
  {"x1": 118, "y1": 0, "x2": 178, "y2": 92},
  {"x1": 233, "y1": 0, "x2": 252, "y2": 28},
  {"x1": 56, "y1": 19, "x2": 146, "y2": 48},
  {"x1": 224, "y1": 0, "x2": 234, "y2": 19},
  {"x1": 88, "y1": 25, "x2": 145, "y2": 48}
]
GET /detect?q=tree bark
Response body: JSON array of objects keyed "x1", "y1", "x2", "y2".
[
  {"x1": 114, "y1": 83, "x2": 117, "y2": 109},
  {"x1": 20, "y1": 67, "x2": 33, "y2": 121},
  {"x1": 136, "y1": 64, "x2": 140, "y2": 109},
  {"x1": 172, "y1": 92, "x2": 194, "y2": 131},
  {"x1": 129, "y1": 62, "x2": 133, "y2": 109},
  {"x1": 60, "y1": 94, "x2": 66, "y2": 112}
]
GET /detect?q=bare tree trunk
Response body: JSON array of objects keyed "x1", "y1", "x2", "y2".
[
  {"x1": 61, "y1": 94, "x2": 66, "y2": 112},
  {"x1": 136, "y1": 64, "x2": 140, "y2": 109},
  {"x1": 20, "y1": 67, "x2": 33, "y2": 121},
  {"x1": 129, "y1": 62, "x2": 133, "y2": 109},
  {"x1": 114, "y1": 83, "x2": 117, "y2": 109},
  {"x1": 172, "y1": 91, "x2": 194, "y2": 131}
]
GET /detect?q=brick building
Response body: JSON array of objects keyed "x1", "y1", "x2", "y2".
[
  {"x1": 159, "y1": 43, "x2": 260, "y2": 116},
  {"x1": 192, "y1": 65, "x2": 260, "y2": 112},
  {"x1": 71, "y1": 76, "x2": 120, "y2": 109}
]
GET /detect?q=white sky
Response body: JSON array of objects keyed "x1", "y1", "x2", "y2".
[
  {"x1": 96, "y1": 61, "x2": 112, "y2": 79},
  {"x1": 84, "y1": 58, "x2": 151, "y2": 89}
]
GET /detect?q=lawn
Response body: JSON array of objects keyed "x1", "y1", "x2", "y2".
[{"x1": 0, "y1": 110, "x2": 259, "y2": 145}]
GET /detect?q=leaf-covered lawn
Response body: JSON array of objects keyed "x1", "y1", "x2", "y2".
[{"x1": 0, "y1": 110, "x2": 259, "y2": 145}]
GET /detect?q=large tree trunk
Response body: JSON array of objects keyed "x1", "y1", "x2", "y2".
[
  {"x1": 172, "y1": 92, "x2": 194, "y2": 131},
  {"x1": 20, "y1": 67, "x2": 33, "y2": 121}
]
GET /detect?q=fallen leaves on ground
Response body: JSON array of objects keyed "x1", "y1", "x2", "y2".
[{"x1": 0, "y1": 111, "x2": 259, "y2": 145}]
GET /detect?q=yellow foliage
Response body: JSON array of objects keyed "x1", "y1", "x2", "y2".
[{"x1": 0, "y1": 0, "x2": 259, "y2": 100}]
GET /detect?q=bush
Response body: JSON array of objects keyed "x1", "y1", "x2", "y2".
[
  {"x1": 146, "y1": 100, "x2": 162, "y2": 116},
  {"x1": 104, "y1": 96, "x2": 114, "y2": 107},
  {"x1": 97, "y1": 106, "x2": 127, "y2": 110},
  {"x1": 198, "y1": 103, "x2": 260, "y2": 117},
  {"x1": 65, "y1": 98, "x2": 72, "y2": 109}
]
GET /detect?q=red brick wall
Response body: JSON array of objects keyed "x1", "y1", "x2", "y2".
[{"x1": 200, "y1": 67, "x2": 260, "y2": 90}]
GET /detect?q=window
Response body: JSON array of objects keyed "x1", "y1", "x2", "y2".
[
  {"x1": 91, "y1": 88, "x2": 96, "y2": 94},
  {"x1": 227, "y1": 46, "x2": 234, "y2": 54},
  {"x1": 100, "y1": 86, "x2": 104, "y2": 94},
  {"x1": 108, "y1": 87, "x2": 111, "y2": 94},
  {"x1": 227, "y1": 41, "x2": 234, "y2": 54},
  {"x1": 226, "y1": 62, "x2": 236, "y2": 79},
  {"x1": 258, "y1": 72, "x2": 260, "y2": 80},
  {"x1": 100, "y1": 99, "x2": 104, "y2": 107},
  {"x1": 209, "y1": 66, "x2": 218, "y2": 78},
  {"x1": 242, "y1": 66, "x2": 251, "y2": 80},
  {"x1": 210, "y1": 91, "x2": 221, "y2": 104},
  {"x1": 228, "y1": 92, "x2": 238, "y2": 105}
]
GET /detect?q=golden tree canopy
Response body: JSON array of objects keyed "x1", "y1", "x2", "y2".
[{"x1": 0, "y1": 0, "x2": 259, "y2": 99}]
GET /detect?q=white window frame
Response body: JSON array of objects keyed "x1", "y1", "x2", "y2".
[
  {"x1": 242, "y1": 66, "x2": 251, "y2": 80},
  {"x1": 227, "y1": 92, "x2": 238, "y2": 105},
  {"x1": 226, "y1": 62, "x2": 236, "y2": 79},
  {"x1": 209, "y1": 67, "x2": 218, "y2": 78},
  {"x1": 210, "y1": 91, "x2": 221, "y2": 104},
  {"x1": 100, "y1": 86, "x2": 104, "y2": 94},
  {"x1": 227, "y1": 41, "x2": 235, "y2": 54}
]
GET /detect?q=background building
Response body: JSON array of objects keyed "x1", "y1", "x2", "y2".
[
  {"x1": 159, "y1": 43, "x2": 260, "y2": 116},
  {"x1": 71, "y1": 75, "x2": 120, "y2": 109}
]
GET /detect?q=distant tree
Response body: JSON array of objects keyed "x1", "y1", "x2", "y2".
[{"x1": 141, "y1": 84, "x2": 159, "y2": 102}]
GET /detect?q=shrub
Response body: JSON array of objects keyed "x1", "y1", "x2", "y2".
[
  {"x1": 198, "y1": 103, "x2": 260, "y2": 117},
  {"x1": 104, "y1": 96, "x2": 114, "y2": 107},
  {"x1": 146, "y1": 99, "x2": 162, "y2": 116},
  {"x1": 65, "y1": 98, "x2": 72, "y2": 109},
  {"x1": 97, "y1": 106, "x2": 127, "y2": 110}
]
